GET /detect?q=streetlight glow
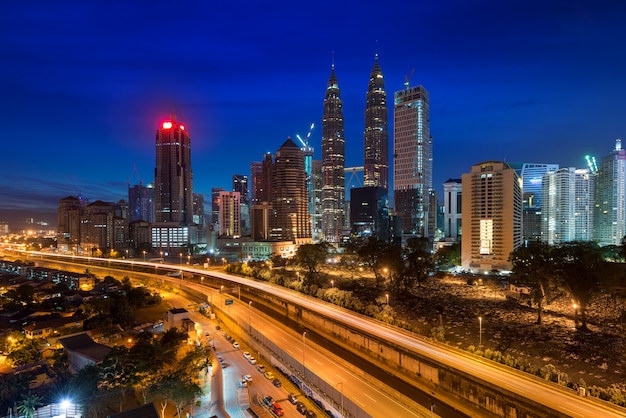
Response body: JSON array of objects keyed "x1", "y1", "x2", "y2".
[{"x1": 478, "y1": 316, "x2": 483, "y2": 347}]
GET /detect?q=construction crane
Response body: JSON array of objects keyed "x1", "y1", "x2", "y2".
[
  {"x1": 585, "y1": 155, "x2": 598, "y2": 174},
  {"x1": 404, "y1": 68, "x2": 415, "y2": 89},
  {"x1": 296, "y1": 122, "x2": 315, "y2": 149},
  {"x1": 127, "y1": 162, "x2": 143, "y2": 187}
]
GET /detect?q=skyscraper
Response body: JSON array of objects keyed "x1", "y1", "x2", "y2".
[
  {"x1": 232, "y1": 174, "x2": 249, "y2": 203},
  {"x1": 152, "y1": 117, "x2": 198, "y2": 252},
  {"x1": 461, "y1": 161, "x2": 523, "y2": 273},
  {"x1": 542, "y1": 167, "x2": 594, "y2": 245},
  {"x1": 321, "y1": 64, "x2": 346, "y2": 242},
  {"x1": 393, "y1": 84, "x2": 432, "y2": 237},
  {"x1": 154, "y1": 117, "x2": 193, "y2": 224},
  {"x1": 443, "y1": 178, "x2": 462, "y2": 242},
  {"x1": 271, "y1": 138, "x2": 311, "y2": 242},
  {"x1": 218, "y1": 191, "x2": 241, "y2": 237},
  {"x1": 128, "y1": 183, "x2": 154, "y2": 223},
  {"x1": 594, "y1": 139, "x2": 626, "y2": 246},
  {"x1": 364, "y1": 54, "x2": 388, "y2": 189}
]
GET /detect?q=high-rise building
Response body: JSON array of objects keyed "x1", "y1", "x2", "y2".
[
  {"x1": 364, "y1": 54, "x2": 389, "y2": 190},
  {"x1": 311, "y1": 159, "x2": 323, "y2": 241},
  {"x1": 250, "y1": 161, "x2": 264, "y2": 205},
  {"x1": 542, "y1": 167, "x2": 594, "y2": 245},
  {"x1": 321, "y1": 64, "x2": 346, "y2": 242},
  {"x1": 80, "y1": 200, "x2": 128, "y2": 253},
  {"x1": 461, "y1": 161, "x2": 523, "y2": 273},
  {"x1": 350, "y1": 186, "x2": 389, "y2": 240},
  {"x1": 232, "y1": 174, "x2": 249, "y2": 203},
  {"x1": 509, "y1": 162, "x2": 559, "y2": 242},
  {"x1": 594, "y1": 139, "x2": 626, "y2": 246},
  {"x1": 152, "y1": 117, "x2": 199, "y2": 252},
  {"x1": 154, "y1": 117, "x2": 193, "y2": 224},
  {"x1": 57, "y1": 196, "x2": 83, "y2": 252},
  {"x1": 218, "y1": 191, "x2": 241, "y2": 237},
  {"x1": 271, "y1": 138, "x2": 311, "y2": 242},
  {"x1": 128, "y1": 183, "x2": 154, "y2": 223},
  {"x1": 192, "y1": 193, "x2": 205, "y2": 227},
  {"x1": 443, "y1": 178, "x2": 462, "y2": 242},
  {"x1": 393, "y1": 84, "x2": 432, "y2": 237}
]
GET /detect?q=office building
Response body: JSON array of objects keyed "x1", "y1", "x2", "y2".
[
  {"x1": 443, "y1": 178, "x2": 462, "y2": 242},
  {"x1": 250, "y1": 161, "x2": 264, "y2": 205},
  {"x1": 271, "y1": 138, "x2": 311, "y2": 242},
  {"x1": 57, "y1": 196, "x2": 84, "y2": 252},
  {"x1": 128, "y1": 183, "x2": 154, "y2": 223},
  {"x1": 218, "y1": 191, "x2": 241, "y2": 237},
  {"x1": 393, "y1": 84, "x2": 432, "y2": 237},
  {"x1": 363, "y1": 54, "x2": 389, "y2": 190},
  {"x1": 594, "y1": 139, "x2": 626, "y2": 246},
  {"x1": 542, "y1": 167, "x2": 594, "y2": 245},
  {"x1": 151, "y1": 117, "x2": 199, "y2": 252},
  {"x1": 321, "y1": 64, "x2": 346, "y2": 242},
  {"x1": 461, "y1": 161, "x2": 523, "y2": 273},
  {"x1": 350, "y1": 186, "x2": 389, "y2": 240}
]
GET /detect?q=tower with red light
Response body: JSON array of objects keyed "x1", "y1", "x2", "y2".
[{"x1": 154, "y1": 117, "x2": 193, "y2": 225}]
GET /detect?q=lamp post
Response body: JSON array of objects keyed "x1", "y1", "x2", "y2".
[
  {"x1": 143, "y1": 250, "x2": 146, "y2": 262},
  {"x1": 179, "y1": 253, "x2": 183, "y2": 266},
  {"x1": 248, "y1": 301, "x2": 252, "y2": 333},
  {"x1": 331, "y1": 280, "x2": 334, "y2": 288},
  {"x1": 336, "y1": 381, "x2": 344, "y2": 417},
  {"x1": 573, "y1": 303, "x2": 578, "y2": 328},
  {"x1": 200, "y1": 276, "x2": 204, "y2": 286},
  {"x1": 385, "y1": 293, "x2": 389, "y2": 305},
  {"x1": 187, "y1": 255, "x2": 191, "y2": 265},
  {"x1": 302, "y1": 331, "x2": 307, "y2": 375},
  {"x1": 478, "y1": 316, "x2": 483, "y2": 347}
]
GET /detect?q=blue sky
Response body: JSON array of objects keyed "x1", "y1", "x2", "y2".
[{"x1": 1, "y1": 0, "x2": 625, "y2": 227}]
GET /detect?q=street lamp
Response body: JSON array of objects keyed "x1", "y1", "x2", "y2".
[
  {"x1": 248, "y1": 301, "x2": 252, "y2": 333},
  {"x1": 385, "y1": 293, "x2": 389, "y2": 304},
  {"x1": 187, "y1": 255, "x2": 191, "y2": 265},
  {"x1": 200, "y1": 276, "x2": 204, "y2": 286},
  {"x1": 179, "y1": 253, "x2": 183, "y2": 265},
  {"x1": 302, "y1": 331, "x2": 307, "y2": 375},
  {"x1": 478, "y1": 316, "x2": 483, "y2": 347},
  {"x1": 331, "y1": 280, "x2": 334, "y2": 288},
  {"x1": 143, "y1": 250, "x2": 146, "y2": 262},
  {"x1": 573, "y1": 303, "x2": 578, "y2": 328},
  {"x1": 336, "y1": 381, "x2": 344, "y2": 418}
]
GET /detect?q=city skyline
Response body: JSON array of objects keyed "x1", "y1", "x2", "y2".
[{"x1": 2, "y1": 1, "x2": 626, "y2": 227}]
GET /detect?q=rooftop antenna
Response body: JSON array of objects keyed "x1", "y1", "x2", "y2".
[{"x1": 404, "y1": 67, "x2": 415, "y2": 89}]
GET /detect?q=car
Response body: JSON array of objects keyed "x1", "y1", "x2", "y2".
[
  {"x1": 243, "y1": 351, "x2": 251, "y2": 359},
  {"x1": 248, "y1": 356, "x2": 257, "y2": 365},
  {"x1": 271, "y1": 403, "x2": 284, "y2": 417},
  {"x1": 304, "y1": 411, "x2": 316, "y2": 418},
  {"x1": 257, "y1": 364, "x2": 266, "y2": 373},
  {"x1": 239, "y1": 379, "x2": 248, "y2": 387},
  {"x1": 243, "y1": 374, "x2": 253, "y2": 382},
  {"x1": 263, "y1": 395, "x2": 274, "y2": 407},
  {"x1": 215, "y1": 325, "x2": 221, "y2": 330},
  {"x1": 217, "y1": 356, "x2": 223, "y2": 363},
  {"x1": 296, "y1": 401, "x2": 307, "y2": 414},
  {"x1": 272, "y1": 378, "x2": 282, "y2": 387},
  {"x1": 264, "y1": 371, "x2": 275, "y2": 380},
  {"x1": 287, "y1": 393, "x2": 298, "y2": 404},
  {"x1": 232, "y1": 341, "x2": 240, "y2": 349},
  {"x1": 221, "y1": 362, "x2": 227, "y2": 368}
]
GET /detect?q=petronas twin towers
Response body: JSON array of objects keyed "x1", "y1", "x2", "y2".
[{"x1": 321, "y1": 55, "x2": 388, "y2": 242}]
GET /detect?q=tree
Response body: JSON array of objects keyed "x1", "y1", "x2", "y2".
[
  {"x1": 16, "y1": 391, "x2": 42, "y2": 418},
  {"x1": 434, "y1": 242, "x2": 461, "y2": 270},
  {"x1": 294, "y1": 243, "x2": 329, "y2": 287},
  {"x1": 553, "y1": 241, "x2": 606, "y2": 330},
  {"x1": 404, "y1": 244, "x2": 435, "y2": 288},
  {"x1": 357, "y1": 237, "x2": 387, "y2": 285},
  {"x1": 509, "y1": 241, "x2": 556, "y2": 324},
  {"x1": 378, "y1": 244, "x2": 404, "y2": 292}
]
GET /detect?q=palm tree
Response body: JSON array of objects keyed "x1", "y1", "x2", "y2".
[{"x1": 16, "y1": 391, "x2": 42, "y2": 418}]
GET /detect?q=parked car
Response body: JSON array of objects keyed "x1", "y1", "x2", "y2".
[
  {"x1": 217, "y1": 356, "x2": 223, "y2": 363},
  {"x1": 272, "y1": 378, "x2": 282, "y2": 387},
  {"x1": 264, "y1": 371, "x2": 275, "y2": 380},
  {"x1": 304, "y1": 411, "x2": 317, "y2": 418},
  {"x1": 243, "y1": 374, "x2": 253, "y2": 382},
  {"x1": 243, "y1": 351, "x2": 251, "y2": 359},
  {"x1": 296, "y1": 401, "x2": 307, "y2": 414},
  {"x1": 257, "y1": 364, "x2": 266, "y2": 373},
  {"x1": 248, "y1": 356, "x2": 257, "y2": 365},
  {"x1": 271, "y1": 403, "x2": 284, "y2": 417},
  {"x1": 287, "y1": 393, "x2": 298, "y2": 404},
  {"x1": 233, "y1": 341, "x2": 240, "y2": 349},
  {"x1": 263, "y1": 395, "x2": 274, "y2": 407}
]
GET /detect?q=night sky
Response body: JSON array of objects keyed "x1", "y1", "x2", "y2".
[{"x1": 2, "y1": 1, "x2": 626, "y2": 228}]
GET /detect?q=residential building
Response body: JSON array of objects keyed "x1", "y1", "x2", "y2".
[
  {"x1": 594, "y1": 139, "x2": 626, "y2": 246},
  {"x1": 461, "y1": 161, "x2": 523, "y2": 273},
  {"x1": 218, "y1": 191, "x2": 241, "y2": 237},
  {"x1": 542, "y1": 167, "x2": 594, "y2": 244}
]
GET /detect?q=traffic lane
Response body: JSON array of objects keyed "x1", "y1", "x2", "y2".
[{"x1": 229, "y1": 301, "x2": 426, "y2": 418}]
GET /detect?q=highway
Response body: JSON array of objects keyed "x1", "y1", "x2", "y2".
[{"x1": 14, "y1": 252, "x2": 626, "y2": 418}]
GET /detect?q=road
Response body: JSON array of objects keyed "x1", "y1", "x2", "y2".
[{"x1": 17, "y1": 252, "x2": 626, "y2": 418}]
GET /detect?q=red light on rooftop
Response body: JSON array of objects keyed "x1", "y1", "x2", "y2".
[
  {"x1": 162, "y1": 121, "x2": 173, "y2": 129},
  {"x1": 180, "y1": 125, "x2": 185, "y2": 130}
]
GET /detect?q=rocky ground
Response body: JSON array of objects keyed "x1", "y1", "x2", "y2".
[{"x1": 337, "y1": 272, "x2": 626, "y2": 390}]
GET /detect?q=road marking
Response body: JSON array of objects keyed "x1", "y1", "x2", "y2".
[{"x1": 363, "y1": 392, "x2": 377, "y2": 403}]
